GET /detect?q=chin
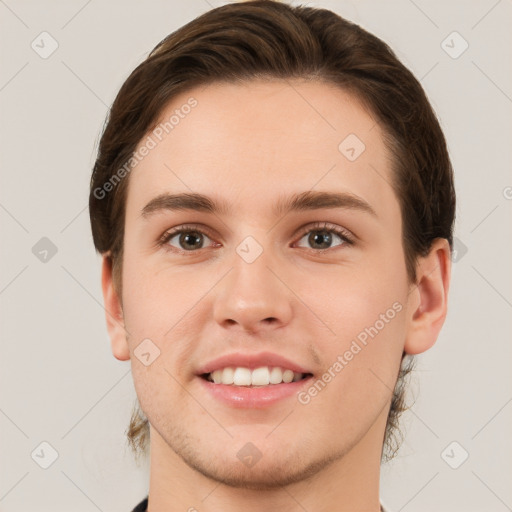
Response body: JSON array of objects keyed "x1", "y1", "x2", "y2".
[{"x1": 179, "y1": 441, "x2": 345, "y2": 490}]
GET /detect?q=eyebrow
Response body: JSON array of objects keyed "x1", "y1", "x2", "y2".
[{"x1": 140, "y1": 190, "x2": 377, "y2": 219}]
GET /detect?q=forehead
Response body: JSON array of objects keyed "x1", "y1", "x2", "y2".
[{"x1": 125, "y1": 79, "x2": 397, "y2": 222}]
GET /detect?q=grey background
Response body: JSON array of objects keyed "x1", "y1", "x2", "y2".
[{"x1": 1, "y1": 1, "x2": 511, "y2": 511}]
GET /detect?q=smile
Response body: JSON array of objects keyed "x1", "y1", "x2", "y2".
[{"x1": 201, "y1": 366, "x2": 312, "y2": 387}]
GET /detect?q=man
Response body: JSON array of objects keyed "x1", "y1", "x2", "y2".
[{"x1": 89, "y1": 1, "x2": 454, "y2": 510}]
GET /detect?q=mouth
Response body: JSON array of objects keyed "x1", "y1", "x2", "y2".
[{"x1": 199, "y1": 366, "x2": 314, "y2": 387}]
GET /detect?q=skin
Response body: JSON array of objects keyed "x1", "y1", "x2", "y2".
[{"x1": 101, "y1": 79, "x2": 451, "y2": 512}]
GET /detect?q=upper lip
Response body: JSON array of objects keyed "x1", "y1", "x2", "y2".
[{"x1": 196, "y1": 351, "x2": 313, "y2": 376}]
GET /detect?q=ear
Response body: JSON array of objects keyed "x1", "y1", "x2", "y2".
[
  {"x1": 404, "y1": 238, "x2": 452, "y2": 355},
  {"x1": 101, "y1": 254, "x2": 130, "y2": 361}
]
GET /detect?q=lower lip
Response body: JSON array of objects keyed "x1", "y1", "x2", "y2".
[{"x1": 197, "y1": 376, "x2": 313, "y2": 409}]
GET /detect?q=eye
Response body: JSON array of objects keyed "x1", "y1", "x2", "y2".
[
  {"x1": 158, "y1": 222, "x2": 354, "y2": 255},
  {"x1": 294, "y1": 222, "x2": 354, "y2": 251},
  {"x1": 159, "y1": 225, "x2": 217, "y2": 252}
]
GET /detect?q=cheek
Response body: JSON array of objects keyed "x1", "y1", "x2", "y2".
[
  {"x1": 301, "y1": 256, "x2": 407, "y2": 344},
  {"x1": 121, "y1": 252, "x2": 210, "y2": 394},
  {"x1": 121, "y1": 247, "x2": 204, "y2": 337},
  {"x1": 316, "y1": 285, "x2": 406, "y2": 386},
  {"x1": 298, "y1": 258, "x2": 407, "y2": 407},
  {"x1": 297, "y1": 293, "x2": 406, "y2": 441}
]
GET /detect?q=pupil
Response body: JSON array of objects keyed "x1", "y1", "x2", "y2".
[
  {"x1": 309, "y1": 231, "x2": 331, "y2": 249},
  {"x1": 180, "y1": 232, "x2": 203, "y2": 250}
]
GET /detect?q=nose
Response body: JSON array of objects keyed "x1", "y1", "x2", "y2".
[{"x1": 212, "y1": 248, "x2": 293, "y2": 334}]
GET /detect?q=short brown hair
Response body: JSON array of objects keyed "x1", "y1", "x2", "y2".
[{"x1": 89, "y1": 0, "x2": 455, "y2": 462}]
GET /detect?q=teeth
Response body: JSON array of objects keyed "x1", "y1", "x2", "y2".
[
  {"x1": 251, "y1": 367, "x2": 270, "y2": 386},
  {"x1": 212, "y1": 369, "x2": 223, "y2": 384},
  {"x1": 233, "y1": 367, "x2": 252, "y2": 386},
  {"x1": 206, "y1": 366, "x2": 305, "y2": 386},
  {"x1": 221, "y1": 367, "x2": 234, "y2": 385},
  {"x1": 282, "y1": 369, "x2": 294, "y2": 383},
  {"x1": 292, "y1": 372, "x2": 302, "y2": 382},
  {"x1": 269, "y1": 366, "x2": 283, "y2": 384}
]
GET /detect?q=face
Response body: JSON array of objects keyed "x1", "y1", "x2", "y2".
[{"x1": 118, "y1": 79, "x2": 412, "y2": 488}]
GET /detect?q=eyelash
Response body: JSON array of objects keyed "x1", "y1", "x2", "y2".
[
  {"x1": 157, "y1": 222, "x2": 354, "y2": 256},
  {"x1": 157, "y1": 221, "x2": 355, "y2": 255}
]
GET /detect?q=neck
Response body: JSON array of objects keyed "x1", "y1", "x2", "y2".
[{"x1": 146, "y1": 412, "x2": 386, "y2": 512}]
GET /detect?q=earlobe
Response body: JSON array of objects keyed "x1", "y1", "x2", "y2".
[
  {"x1": 101, "y1": 254, "x2": 130, "y2": 361},
  {"x1": 404, "y1": 238, "x2": 452, "y2": 355}
]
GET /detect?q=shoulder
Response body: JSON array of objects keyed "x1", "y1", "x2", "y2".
[
  {"x1": 131, "y1": 496, "x2": 148, "y2": 512},
  {"x1": 131, "y1": 497, "x2": 390, "y2": 511}
]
